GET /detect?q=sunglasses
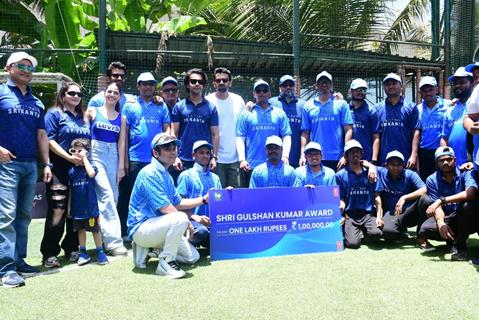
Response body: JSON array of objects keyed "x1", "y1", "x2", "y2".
[
  {"x1": 281, "y1": 82, "x2": 294, "y2": 88},
  {"x1": 139, "y1": 81, "x2": 155, "y2": 86},
  {"x1": 66, "y1": 91, "x2": 84, "y2": 98},
  {"x1": 189, "y1": 79, "x2": 206, "y2": 85},
  {"x1": 353, "y1": 88, "x2": 367, "y2": 93},
  {"x1": 13, "y1": 63, "x2": 35, "y2": 73},
  {"x1": 255, "y1": 88, "x2": 270, "y2": 94},
  {"x1": 214, "y1": 78, "x2": 229, "y2": 84},
  {"x1": 162, "y1": 88, "x2": 178, "y2": 94},
  {"x1": 111, "y1": 73, "x2": 126, "y2": 79}
]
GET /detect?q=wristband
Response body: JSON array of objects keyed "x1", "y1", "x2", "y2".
[
  {"x1": 440, "y1": 196, "x2": 447, "y2": 205},
  {"x1": 202, "y1": 196, "x2": 207, "y2": 205},
  {"x1": 43, "y1": 162, "x2": 53, "y2": 168}
]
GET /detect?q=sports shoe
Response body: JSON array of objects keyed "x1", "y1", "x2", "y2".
[
  {"x1": 109, "y1": 246, "x2": 128, "y2": 256},
  {"x1": 148, "y1": 248, "x2": 160, "y2": 259},
  {"x1": 68, "y1": 251, "x2": 80, "y2": 262},
  {"x1": 417, "y1": 240, "x2": 436, "y2": 252},
  {"x1": 97, "y1": 251, "x2": 109, "y2": 265},
  {"x1": 16, "y1": 260, "x2": 39, "y2": 276},
  {"x1": 470, "y1": 257, "x2": 479, "y2": 266},
  {"x1": 451, "y1": 247, "x2": 468, "y2": 261},
  {"x1": 132, "y1": 241, "x2": 149, "y2": 269},
  {"x1": 77, "y1": 253, "x2": 91, "y2": 266},
  {"x1": 155, "y1": 258, "x2": 186, "y2": 279},
  {"x1": 1, "y1": 271, "x2": 25, "y2": 288},
  {"x1": 43, "y1": 256, "x2": 61, "y2": 268}
]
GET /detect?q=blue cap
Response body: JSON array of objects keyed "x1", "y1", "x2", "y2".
[
  {"x1": 434, "y1": 146, "x2": 455, "y2": 161},
  {"x1": 279, "y1": 75, "x2": 295, "y2": 86},
  {"x1": 161, "y1": 76, "x2": 178, "y2": 87},
  {"x1": 448, "y1": 67, "x2": 473, "y2": 82},
  {"x1": 465, "y1": 63, "x2": 479, "y2": 73},
  {"x1": 151, "y1": 133, "x2": 181, "y2": 150},
  {"x1": 192, "y1": 140, "x2": 213, "y2": 153}
]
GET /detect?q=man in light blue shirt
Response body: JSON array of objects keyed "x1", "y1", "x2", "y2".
[
  {"x1": 294, "y1": 141, "x2": 336, "y2": 187},
  {"x1": 250, "y1": 136, "x2": 296, "y2": 188}
]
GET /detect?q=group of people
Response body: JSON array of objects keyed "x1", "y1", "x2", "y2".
[{"x1": 1, "y1": 50, "x2": 479, "y2": 286}]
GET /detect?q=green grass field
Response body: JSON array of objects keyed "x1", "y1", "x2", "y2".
[{"x1": 1, "y1": 219, "x2": 479, "y2": 320}]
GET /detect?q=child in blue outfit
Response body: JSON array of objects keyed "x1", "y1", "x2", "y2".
[{"x1": 68, "y1": 138, "x2": 108, "y2": 265}]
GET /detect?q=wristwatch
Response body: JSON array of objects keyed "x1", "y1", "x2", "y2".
[
  {"x1": 202, "y1": 196, "x2": 208, "y2": 205},
  {"x1": 43, "y1": 162, "x2": 53, "y2": 168},
  {"x1": 440, "y1": 196, "x2": 447, "y2": 205}
]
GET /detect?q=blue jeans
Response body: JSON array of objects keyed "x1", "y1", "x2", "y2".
[{"x1": 0, "y1": 161, "x2": 37, "y2": 276}]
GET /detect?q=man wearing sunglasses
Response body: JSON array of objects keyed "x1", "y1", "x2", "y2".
[
  {"x1": 88, "y1": 61, "x2": 135, "y2": 110},
  {"x1": 171, "y1": 68, "x2": 219, "y2": 183},
  {"x1": 0, "y1": 52, "x2": 52, "y2": 288},
  {"x1": 205, "y1": 67, "x2": 245, "y2": 188},
  {"x1": 160, "y1": 76, "x2": 180, "y2": 113}
]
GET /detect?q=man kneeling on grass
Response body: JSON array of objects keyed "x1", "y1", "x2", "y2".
[{"x1": 127, "y1": 133, "x2": 206, "y2": 279}]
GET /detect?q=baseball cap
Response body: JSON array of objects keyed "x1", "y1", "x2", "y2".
[
  {"x1": 465, "y1": 62, "x2": 479, "y2": 73},
  {"x1": 265, "y1": 135, "x2": 283, "y2": 147},
  {"x1": 350, "y1": 78, "x2": 368, "y2": 90},
  {"x1": 151, "y1": 133, "x2": 181, "y2": 150},
  {"x1": 161, "y1": 76, "x2": 178, "y2": 87},
  {"x1": 434, "y1": 146, "x2": 455, "y2": 161},
  {"x1": 304, "y1": 142, "x2": 322, "y2": 153},
  {"x1": 343, "y1": 139, "x2": 363, "y2": 153},
  {"x1": 419, "y1": 76, "x2": 437, "y2": 89},
  {"x1": 192, "y1": 140, "x2": 213, "y2": 153},
  {"x1": 386, "y1": 150, "x2": 404, "y2": 162},
  {"x1": 448, "y1": 67, "x2": 473, "y2": 82},
  {"x1": 383, "y1": 73, "x2": 402, "y2": 83},
  {"x1": 6, "y1": 51, "x2": 38, "y2": 68},
  {"x1": 279, "y1": 75, "x2": 295, "y2": 86},
  {"x1": 316, "y1": 71, "x2": 332, "y2": 83},
  {"x1": 137, "y1": 72, "x2": 158, "y2": 84},
  {"x1": 253, "y1": 79, "x2": 270, "y2": 91}
]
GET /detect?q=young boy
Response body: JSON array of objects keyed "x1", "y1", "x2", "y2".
[{"x1": 68, "y1": 138, "x2": 108, "y2": 265}]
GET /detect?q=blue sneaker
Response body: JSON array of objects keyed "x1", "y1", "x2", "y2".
[
  {"x1": 77, "y1": 253, "x2": 91, "y2": 266},
  {"x1": 470, "y1": 257, "x2": 479, "y2": 266},
  {"x1": 97, "y1": 250, "x2": 109, "y2": 265},
  {"x1": 1, "y1": 271, "x2": 25, "y2": 288},
  {"x1": 16, "y1": 260, "x2": 39, "y2": 276}
]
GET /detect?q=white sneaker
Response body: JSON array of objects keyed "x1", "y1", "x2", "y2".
[
  {"x1": 155, "y1": 258, "x2": 186, "y2": 279},
  {"x1": 132, "y1": 241, "x2": 148, "y2": 269},
  {"x1": 109, "y1": 246, "x2": 128, "y2": 256}
]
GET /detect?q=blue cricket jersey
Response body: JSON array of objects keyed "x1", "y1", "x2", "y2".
[
  {"x1": 249, "y1": 160, "x2": 297, "y2": 188},
  {"x1": 442, "y1": 101, "x2": 468, "y2": 166},
  {"x1": 350, "y1": 101, "x2": 379, "y2": 161}
]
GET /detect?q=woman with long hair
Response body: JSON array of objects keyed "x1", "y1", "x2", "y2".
[
  {"x1": 40, "y1": 82, "x2": 90, "y2": 267},
  {"x1": 84, "y1": 81, "x2": 128, "y2": 255}
]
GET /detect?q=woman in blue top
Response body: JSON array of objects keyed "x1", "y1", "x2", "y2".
[
  {"x1": 84, "y1": 82, "x2": 127, "y2": 255},
  {"x1": 40, "y1": 82, "x2": 90, "y2": 268}
]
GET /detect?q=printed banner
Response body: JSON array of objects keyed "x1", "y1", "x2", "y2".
[{"x1": 209, "y1": 186, "x2": 344, "y2": 261}]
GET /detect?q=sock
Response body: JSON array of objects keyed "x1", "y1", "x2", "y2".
[{"x1": 79, "y1": 246, "x2": 87, "y2": 253}]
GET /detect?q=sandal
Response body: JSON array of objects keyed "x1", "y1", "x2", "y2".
[{"x1": 43, "y1": 256, "x2": 61, "y2": 268}]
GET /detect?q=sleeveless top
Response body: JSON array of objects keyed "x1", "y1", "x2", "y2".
[{"x1": 91, "y1": 109, "x2": 121, "y2": 143}]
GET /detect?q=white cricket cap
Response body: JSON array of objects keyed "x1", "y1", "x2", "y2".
[
  {"x1": 137, "y1": 72, "x2": 158, "y2": 84},
  {"x1": 265, "y1": 135, "x2": 283, "y2": 147},
  {"x1": 419, "y1": 76, "x2": 437, "y2": 89},
  {"x1": 383, "y1": 73, "x2": 402, "y2": 83},
  {"x1": 316, "y1": 71, "x2": 332, "y2": 82},
  {"x1": 350, "y1": 78, "x2": 368, "y2": 90},
  {"x1": 344, "y1": 139, "x2": 363, "y2": 153},
  {"x1": 386, "y1": 150, "x2": 405, "y2": 162},
  {"x1": 6, "y1": 51, "x2": 38, "y2": 68}
]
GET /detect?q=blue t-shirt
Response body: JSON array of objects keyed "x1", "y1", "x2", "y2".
[
  {"x1": 335, "y1": 167, "x2": 383, "y2": 217},
  {"x1": 88, "y1": 90, "x2": 135, "y2": 111},
  {"x1": 127, "y1": 159, "x2": 182, "y2": 238},
  {"x1": 122, "y1": 97, "x2": 171, "y2": 163},
  {"x1": 442, "y1": 101, "x2": 468, "y2": 166},
  {"x1": 172, "y1": 98, "x2": 219, "y2": 162},
  {"x1": 350, "y1": 101, "x2": 379, "y2": 161},
  {"x1": 377, "y1": 167, "x2": 425, "y2": 214},
  {"x1": 91, "y1": 110, "x2": 121, "y2": 143},
  {"x1": 177, "y1": 163, "x2": 222, "y2": 216},
  {"x1": 376, "y1": 97, "x2": 419, "y2": 164},
  {"x1": 249, "y1": 161, "x2": 297, "y2": 188},
  {"x1": 417, "y1": 97, "x2": 450, "y2": 150},
  {"x1": 45, "y1": 107, "x2": 90, "y2": 152},
  {"x1": 294, "y1": 164, "x2": 337, "y2": 187},
  {"x1": 0, "y1": 80, "x2": 45, "y2": 161},
  {"x1": 236, "y1": 104, "x2": 292, "y2": 169},
  {"x1": 269, "y1": 95, "x2": 305, "y2": 167},
  {"x1": 301, "y1": 98, "x2": 353, "y2": 161},
  {"x1": 68, "y1": 165, "x2": 99, "y2": 220},
  {"x1": 426, "y1": 168, "x2": 478, "y2": 215}
]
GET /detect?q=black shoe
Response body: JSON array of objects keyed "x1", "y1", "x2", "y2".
[{"x1": 451, "y1": 247, "x2": 468, "y2": 261}]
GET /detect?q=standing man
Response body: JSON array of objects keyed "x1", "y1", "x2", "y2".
[
  {"x1": 160, "y1": 76, "x2": 179, "y2": 114},
  {"x1": 206, "y1": 67, "x2": 245, "y2": 188},
  {"x1": 348, "y1": 78, "x2": 380, "y2": 164},
  {"x1": 416, "y1": 76, "x2": 451, "y2": 180},
  {"x1": 294, "y1": 142, "x2": 336, "y2": 186},
  {"x1": 301, "y1": 71, "x2": 353, "y2": 170},
  {"x1": 0, "y1": 52, "x2": 52, "y2": 287},
  {"x1": 377, "y1": 73, "x2": 420, "y2": 167},
  {"x1": 236, "y1": 80, "x2": 292, "y2": 185},
  {"x1": 249, "y1": 136, "x2": 297, "y2": 188},
  {"x1": 442, "y1": 67, "x2": 474, "y2": 168},
  {"x1": 88, "y1": 61, "x2": 135, "y2": 109},
  {"x1": 119, "y1": 72, "x2": 171, "y2": 238},
  {"x1": 172, "y1": 68, "x2": 219, "y2": 179},
  {"x1": 269, "y1": 75, "x2": 305, "y2": 168},
  {"x1": 465, "y1": 62, "x2": 479, "y2": 86}
]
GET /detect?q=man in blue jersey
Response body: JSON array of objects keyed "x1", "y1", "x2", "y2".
[
  {"x1": 441, "y1": 67, "x2": 474, "y2": 168},
  {"x1": 237, "y1": 80, "x2": 292, "y2": 186},
  {"x1": 465, "y1": 62, "x2": 479, "y2": 86},
  {"x1": 377, "y1": 151, "x2": 427, "y2": 241},
  {"x1": 250, "y1": 136, "x2": 296, "y2": 188},
  {"x1": 119, "y1": 72, "x2": 171, "y2": 238},
  {"x1": 418, "y1": 146, "x2": 478, "y2": 260},
  {"x1": 301, "y1": 71, "x2": 353, "y2": 170},
  {"x1": 177, "y1": 140, "x2": 222, "y2": 248},
  {"x1": 348, "y1": 78, "x2": 380, "y2": 164},
  {"x1": 335, "y1": 140, "x2": 383, "y2": 249},
  {"x1": 294, "y1": 141, "x2": 336, "y2": 187},
  {"x1": 416, "y1": 76, "x2": 451, "y2": 180},
  {"x1": 0, "y1": 52, "x2": 52, "y2": 288},
  {"x1": 377, "y1": 73, "x2": 420, "y2": 168},
  {"x1": 269, "y1": 75, "x2": 305, "y2": 168}
]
